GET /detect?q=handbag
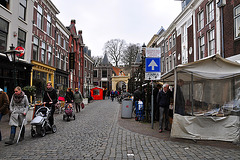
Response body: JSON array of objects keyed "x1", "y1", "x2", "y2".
[{"x1": 81, "y1": 102, "x2": 85, "y2": 109}]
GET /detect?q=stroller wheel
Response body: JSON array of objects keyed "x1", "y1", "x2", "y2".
[
  {"x1": 67, "y1": 117, "x2": 70, "y2": 121},
  {"x1": 31, "y1": 129, "x2": 36, "y2": 137},
  {"x1": 52, "y1": 125, "x2": 57, "y2": 133},
  {"x1": 40, "y1": 127, "x2": 46, "y2": 137}
]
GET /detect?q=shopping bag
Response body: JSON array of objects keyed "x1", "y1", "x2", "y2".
[{"x1": 81, "y1": 103, "x2": 85, "y2": 109}]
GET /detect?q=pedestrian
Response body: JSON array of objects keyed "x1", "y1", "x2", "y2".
[
  {"x1": 103, "y1": 89, "x2": 106, "y2": 100},
  {"x1": 153, "y1": 84, "x2": 162, "y2": 121},
  {"x1": 73, "y1": 88, "x2": 83, "y2": 113},
  {"x1": 157, "y1": 83, "x2": 172, "y2": 133},
  {"x1": 133, "y1": 87, "x2": 142, "y2": 102},
  {"x1": 175, "y1": 79, "x2": 185, "y2": 115},
  {"x1": 43, "y1": 82, "x2": 57, "y2": 127},
  {"x1": 5, "y1": 86, "x2": 29, "y2": 145},
  {"x1": 65, "y1": 88, "x2": 74, "y2": 103},
  {"x1": 107, "y1": 90, "x2": 110, "y2": 99},
  {"x1": 110, "y1": 90, "x2": 115, "y2": 101},
  {"x1": 0, "y1": 88, "x2": 9, "y2": 141}
]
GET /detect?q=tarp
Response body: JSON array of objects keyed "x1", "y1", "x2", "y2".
[{"x1": 161, "y1": 54, "x2": 240, "y2": 142}]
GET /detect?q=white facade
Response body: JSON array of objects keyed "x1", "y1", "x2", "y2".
[{"x1": 0, "y1": 0, "x2": 34, "y2": 63}]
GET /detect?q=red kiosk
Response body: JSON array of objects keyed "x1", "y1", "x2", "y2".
[{"x1": 90, "y1": 87, "x2": 104, "y2": 100}]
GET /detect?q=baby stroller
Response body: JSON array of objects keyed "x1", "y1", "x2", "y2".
[
  {"x1": 30, "y1": 104, "x2": 57, "y2": 137},
  {"x1": 63, "y1": 103, "x2": 75, "y2": 121}
]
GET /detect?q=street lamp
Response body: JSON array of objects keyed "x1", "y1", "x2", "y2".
[{"x1": 4, "y1": 44, "x2": 21, "y2": 87}]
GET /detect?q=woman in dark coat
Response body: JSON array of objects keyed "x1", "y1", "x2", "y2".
[
  {"x1": 43, "y1": 82, "x2": 57, "y2": 126},
  {"x1": 65, "y1": 88, "x2": 74, "y2": 103}
]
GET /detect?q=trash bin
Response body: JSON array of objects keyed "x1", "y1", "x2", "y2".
[{"x1": 121, "y1": 98, "x2": 133, "y2": 118}]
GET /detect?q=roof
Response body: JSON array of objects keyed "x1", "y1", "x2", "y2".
[
  {"x1": 112, "y1": 66, "x2": 125, "y2": 76},
  {"x1": 102, "y1": 53, "x2": 109, "y2": 65}
]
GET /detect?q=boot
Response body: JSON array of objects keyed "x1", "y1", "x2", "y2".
[
  {"x1": 19, "y1": 126, "x2": 25, "y2": 142},
  {"x1": 5, "y1": 133, "x2": 15, "y2": 145}
]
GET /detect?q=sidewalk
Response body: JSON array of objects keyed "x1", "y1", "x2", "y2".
[{"x1": 117, "y1": 108, "x2": 240, "y2": 150}]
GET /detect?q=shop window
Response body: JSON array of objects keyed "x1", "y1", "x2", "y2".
[
  {"x1": 41, "y1": 42, "x2": 46, "y2": 63},
  {"x1": 0, "y1": 0, "x2": 10, "y2": 9},
  {"x1": 37, "y1": 5, "x2": 43, "y2": 29},
  {"x1": 198, "y1": 11, "x2": 204, "y2": 30},
  {"x1": 199, "y1": 36, "x2": 205, "y2": 59},
  {"x1": 17, "y1": 29, "x2": 26, "y2": 59},
  {"x1": 0, "y1": 18, "x2": 8, "y2": 53},
  {"x1": 207, "y1": 1, "x2": 214, "y2": 23},
  {"x1": 102, "y1": 70, "x2": 107, "y2": 78},
  {"x1": 19, "y1": 0, "x2": 27, "y2": 21},
  {"x1": 33, "y1": 37, "x2": 39, "y2": 61},
  {"x1": 208, "y1": 29, "x2": 215, "y2": 56},
  {"x1": 234, "y1": 5, "x2": 240, "y2": 39}
]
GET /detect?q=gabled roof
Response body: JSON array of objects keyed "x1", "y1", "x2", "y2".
[
  {"x1": 112, "y1": 66, "x2": 125, "y2": 76},
  {"x1": 102, "y1": 53, "x2": 109, "y2": 65}
]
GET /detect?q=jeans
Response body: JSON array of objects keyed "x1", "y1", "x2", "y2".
[{"x1": 159, "y1": 107, "x2": 169, "y2": 130}]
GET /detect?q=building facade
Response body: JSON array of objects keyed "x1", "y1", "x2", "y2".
[
  {"x1": 31, "y1": 0, "x2": 60, "y2": 101},
  {"x1": 0, "y1": 0, "x2": 34, "y2": 97}
]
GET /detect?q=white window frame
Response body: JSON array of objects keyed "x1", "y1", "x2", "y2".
[
  {"x1": 19, "y1": 0, "x2": 27, "y2": 21},
  {"x1": 37, "y1": 5, "x2": 43, "y2": 29},
  {"x1": 208, "y1": 29, "x2": 215, "y2": 56},
  {"x1": 199, "y1": 36, "x2": 205, "y2": 59},
  {"x1": 207, "y1": 1, "x2": 214, "y2": 23},
  {"x1": 33, "y1": 37, "x2": 39, "y2": 61},
  {"x1": 41, "y1": 42, "x2": 46, "y2": 63},
  {"x1": 198, "y1": 11, "x2": 204, "y2": 31},
  {"x1": 47, "y1": 14, "x2": 51, "y2": 36},
  {"x1": 234, "y1": 4, "x2": 240, "y2": 39}
]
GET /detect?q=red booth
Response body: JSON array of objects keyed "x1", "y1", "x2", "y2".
[{"x1": 90, "y1": 87, "x2": 103, "y2": 100}]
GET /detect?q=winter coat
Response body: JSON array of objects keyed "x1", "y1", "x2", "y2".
[
  {"x1": 157, "y1": 90, "x2": 172, "y2": 108},
  {"x1": 65, "y1": 91, "x2": 74, "y2": 103},
  {"x1": 73, "y1": 92, "x2": 83, "y2": 103},
  {"x1": 43, "y1": 88, "x2": 58, "y2": 108},
  {"x1": 9, "y1": 94, "x2": 29, "y2": 126},
  {"x1": 0, "y1": 91, "x2": 9, "y2": 115}
]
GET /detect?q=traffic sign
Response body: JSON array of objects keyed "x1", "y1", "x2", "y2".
[
  {"x1": 145, "y1": 72, "x2": 161, "y2": 80},
  {"x1": 145, "y1": 58, "x2": 160, "y2": 72},
  {"x1": 15, "y1": 46, "x2": 24, "y2": 58}
]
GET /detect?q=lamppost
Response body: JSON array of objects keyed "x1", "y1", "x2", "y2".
[
  {"x1": 140, "y1": 43, "x2": 146, "y2": 90},
  {"x1": 4, "y1": 44, "x2": 21, "y2": 87}
]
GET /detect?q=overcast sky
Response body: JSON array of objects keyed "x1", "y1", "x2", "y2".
[{"x1": 51, "y1": 0, "x2": 182, "y2": 57}]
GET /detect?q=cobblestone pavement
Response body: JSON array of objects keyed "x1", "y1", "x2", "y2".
[{"x1": 0, "y1": 100, "x2": 240, "y2": 159}]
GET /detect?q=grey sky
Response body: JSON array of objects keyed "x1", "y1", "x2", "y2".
[{"x1": 51, "y1": 0, "x2": 182, "y2": 57}]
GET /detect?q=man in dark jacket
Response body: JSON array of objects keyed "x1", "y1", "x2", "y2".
[{"x1": 157, "y1": 83, "x2": 172, "y2": 133}]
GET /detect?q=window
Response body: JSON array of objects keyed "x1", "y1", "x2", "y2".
[
  {"x1": 58, "y1": 34, "x2": 61, "y2": 45},
  {"x1": 47, "y1": 14, "x2": 51, "y2": 36},
  {"x1": 63, "y1": 39, "x2": 66, "y2": 49},
  {"x1": 172, "y1": 33, "x2": 176, "y2": 46},
  {"x1": 161, "y1": 58, "x2": 164, "y2": 72},
  {"x1": 198, "y1": 11, "x2": 204, "y2": 30},
  {"x1": 33, "y1": 37, "x2": 39, "y2": 61},
  {"x1": 48, "y1": 46, "x2": 52, "y2": 66},
  {"x1": 94, "y1": 70, "x2": 97, "y2": 77},
  {"x1": 0, "y1": 0, "x2": 10, "y2": 9},
  {"x1": 207, "y1": 1, "x2": 214, "y2": 23},
  {"x1": 85, "y1": 60, "x2": 87, "y2": 68},
  {"x1": 56, "y1": 52, "x2": 61, "y2": 69},
  {"x1": 161, "y1": 43, "x2": 164, "y2": 54},
  {"x1": 19, "y1": 0, "x2": 27, "y2": 21},
  {"x1": 165, "y1": 40, "x2": 168, "y2": 52},
  {"x1": 173, "y1": 52, "x2": 176, "y2": 68},
  {"x1": 199, "y1": 36, "x2": 205, "y2": 59},
  {"x1": 208, "y1": 29, "x2": 215, "y2": 56},
  {"x1": 166, "y1": 57, "x2": 169, "y2": 72},
  {"x1": 17, "y1": 29, "x2": 26, "y2": 59},
  {"x1": 234, "y1": 5, "x2": 240, "y2": 39},
  {"x1": 41, "y1": 42, "x2": 46, "y2": 63},
  {"x1": 169, "y1": 37, "x2": 172, "y2": 49},
  {"x1": 0, "y1": 18, "x2": 9, "y2": 53},
  {"x1": 102, "y1": 70, "x2": 107, "y2": 78},
  {"x1": 169, "y1": 55, "x2": 172, "y2": 70},
  {"x1": 37, "y1": 5, "x2": 43, "y2": 29}
]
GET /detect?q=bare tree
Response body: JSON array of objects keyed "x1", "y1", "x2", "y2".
[
  {"x1": 92, "y1": 56, "x2": 102, "y2": 67},
  {"x1": 104, "y1": 39, "x2": 126, "y2": 67},
  {"x1": 122, "y1": 43, "x2": 141, "y2": 66}
]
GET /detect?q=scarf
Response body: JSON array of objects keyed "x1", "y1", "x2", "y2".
[
  {"x1": 13, "y1": 91, "x2": 25, "y2": 103},
  {"x1": 45, "y1": 87, "x2": 54, "y2": 92}
]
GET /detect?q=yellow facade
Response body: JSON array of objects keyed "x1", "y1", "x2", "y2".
[{"x1": 111, "y1": 74, "x2": 130, "y2": 91}]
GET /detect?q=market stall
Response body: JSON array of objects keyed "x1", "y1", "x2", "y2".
[
  {"x1": 90, "y1": 87, "x2": 103, "y2": 100},
  {"x1": 161, "y1": 55, "x2": 240, "y2": 142}
]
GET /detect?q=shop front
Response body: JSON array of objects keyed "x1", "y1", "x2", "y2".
[
  {"x1": 31, "y1": 60, "x2": 56, "y2": 103},
  {"x1": 55, "y1": 68, "x2": 69, "y2": 97},
  {"x1": 0, "y1": 55, "x2": 32, "y2": 98}
]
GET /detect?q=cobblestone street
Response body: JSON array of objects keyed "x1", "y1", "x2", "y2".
[{"x1": 0, "y1": 100, "x2": 240, "y2": 159}]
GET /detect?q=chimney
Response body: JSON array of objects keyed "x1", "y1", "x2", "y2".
[
  {"x1": 71, "y1": 19, "x2": 76, "y2": 24},
  {"x1": 78, "y1": 30, "x2": 82, "y2": 35}
]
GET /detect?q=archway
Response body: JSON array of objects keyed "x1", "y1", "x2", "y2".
[
  {"x1": 116, "y1": 81, "x2": 127, "y2": 93},
  {"x1": 111, "y1": 74, "x2": 130, "y2": 92}
]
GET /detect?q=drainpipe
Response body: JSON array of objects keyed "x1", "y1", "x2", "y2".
[{"x1": 217, "y1": 0, "x2": 226, "y2": 58}]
